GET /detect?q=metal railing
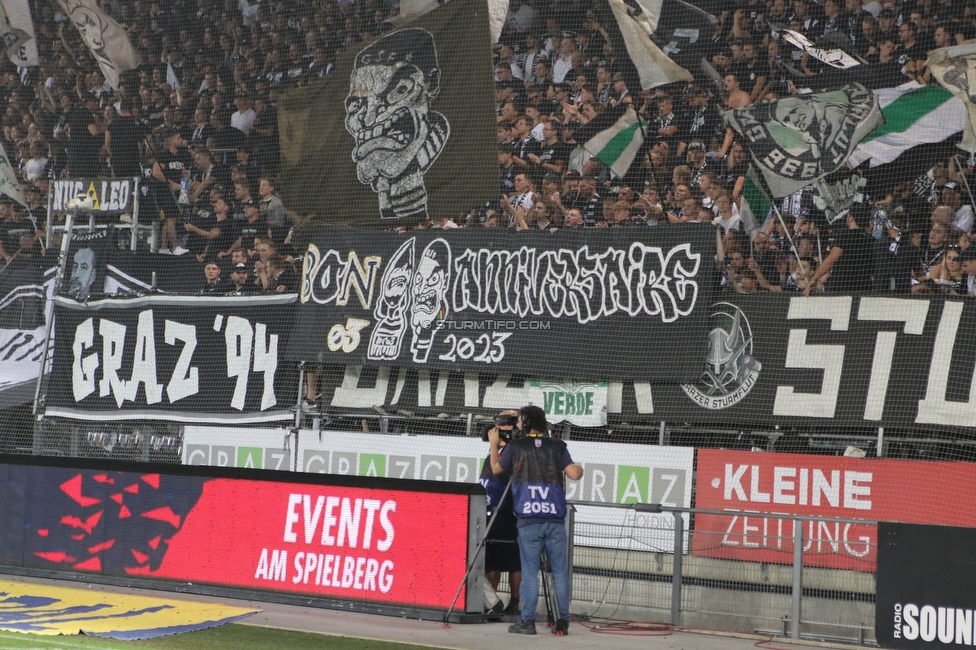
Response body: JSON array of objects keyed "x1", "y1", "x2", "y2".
[{"x1": 567, "y1": 500, "x2": 878, "y2": 645}]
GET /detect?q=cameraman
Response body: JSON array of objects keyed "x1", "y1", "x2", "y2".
[
  {"x1": 479, "y1": 410, "x2": 522, "y2": 619},
  {"x1": 489, "y1": 405, "x2": 583, "y2": 636}
]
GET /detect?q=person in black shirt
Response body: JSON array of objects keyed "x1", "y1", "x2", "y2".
[
  {"x1": 685, "y1": 141, "x2": 713, "y2": 191},
  {"x1": 680, "y1": 87, "x2": 721, "y2": 152},
  {"x1": 897, "y1": 22, "x2": 926, "y2": 72},
  {"x1": 499, "y1": 144, "x2": 518, "y2": 193},
  {"x1": 23, "y1": 185, "x2": 46, "y2": 232},
  {"x1": 208, "y1": 107, "x2": 246, "y2": 165},
  {"x1": 561, "y1": 175, "x2": 605, "y2": 227},
  {"x1": 730, "y1": 42, "x2": 769, "y2": 105},
  {"x1": 804, "y1": 204, "x2": 876, "y2": 294},
  {"x1": 66, "y1": 93, "x2": 100, "y2": 177},
  {"x1": 226, "y1": 262, "x2": 256, "y2": 294},
  {"x1": 877, "y1": 8, "x2": 898, "y2": 41},
  {"x1": 233, "y1": 199, "x2": 266, "y2": 255},
  {"x1": 510, "y1": 117, "x2": 541, "y2": 170},
  {"x1": 526, "y1": 122, "x2": 570, "y2": 179},
  {"x1": 208, "y1": 197, "x2": 241, "y2": 261},
  {"x1": 188, "y1": 106, "x2": 214, "y2": 149},
  {"x1": 152, "y1": 127, "x2": 194, "y2": 254},
  {"x1": 199, "y1": 261, "x2": 223, "y2": 293},
  {"x1": 815, "y1": 0, "x2": 845, "y2": 40},
  {"x1": 844, "y1": 0, "x2": 870, "y2": 39},
  {"x1": 105, "y1": 98, "x2": 146, "y2": 179},
  {"x1": 654, "y1": 94, "x2": 681, "y2": 154},
  {"x1": 718, "y1": 142, "x2": 749, "y2": 200},
  {"x1": 864, "y1": 39, "x2": 908, "y2": 88}
]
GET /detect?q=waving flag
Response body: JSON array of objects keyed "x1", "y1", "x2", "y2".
[
  {"x1": 0, "y1": 0, "x2": 35, "y2": 66},
  {"x1": 57, "y1": 0, "x2": 139, "y2": 89},
  {"x1": 849, "y1": 83, "x2": 964, "y2": 168},
  {"x1": 927, "y1": 44, "x2": 976, "y2": 153},
  {"x1": 608, "y1": 0, "x2": 693, "y2": 90},
  {"x1": 575, "y1": 105, "x2": 648, "y2": 177},
  {"x1": 725, "y1": 83, "x2": 882, "y2": 198}
]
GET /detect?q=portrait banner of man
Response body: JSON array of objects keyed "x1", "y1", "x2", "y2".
[
  {"x1": 724, "y1": 84, "x2": 882, "y2": 198},
  {"x1": 277, "y1": 0, "x2": 498, "y2": 228},
  {"x1": 65, "y1": 230, "x2": 110, "y2": 301}
]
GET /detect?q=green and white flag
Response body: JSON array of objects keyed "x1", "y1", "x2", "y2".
[
  {"x1": 848, "y1": 82, "x2": 965, "y2": 168},
  {"x1": 725, "y1": 84, "x2": 881, "y2": 199},
  {"x1": 576, "y1": 106, "x2": 647, "y2": 178},
  {"x1": 739, "y1": 172, "x2": 771, "y2": 231}
]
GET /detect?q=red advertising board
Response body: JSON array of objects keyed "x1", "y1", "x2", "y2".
[
  {"x1": 693, "y1": 450, "x2": 976, "y2": 571},
  {"x1": 1, "y1": 460, "x2": 476, "y2": 613},
  {"x1": 146, "y1": 478, "x2": 471, "y2": 608}
]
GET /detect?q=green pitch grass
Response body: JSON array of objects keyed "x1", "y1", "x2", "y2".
[{"x1": 0, "y1": 625, "x2": 448, "y2": 650}]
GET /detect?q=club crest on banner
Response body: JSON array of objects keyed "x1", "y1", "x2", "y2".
[
  {"x1": 682, "y1": 303, "x2": 761, "y2": 410},
  {"x1": 725, "y1": 84, "x2": 882, "y2": 198}
]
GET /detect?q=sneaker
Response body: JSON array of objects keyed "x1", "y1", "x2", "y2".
[
  {"x1": 171, "y1": 246, "x2": 189, "y2": 256},
  {"x1": 486, "y1": 600, "x2": 504, "y2": 621},
  {"x1": 553, "y1": 619, "x2": 569, "y2": 636},
  {"x1": 119, "y1": 213, "x2": 132, "y2": 224},
  {"x1": 508, "y1": 619, "x2": 536, "y2": 635},
  {"x1": 157, "y1": 248, "x2": 171, "y2": 255}
]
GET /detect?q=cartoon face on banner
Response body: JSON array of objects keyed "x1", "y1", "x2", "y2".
[
  {"x1": 409, "y1": 239, "x2": 450, "y2": 363},
  {"x1": 344, "y1": 28, "x2": 451, "y2": 221},
  {"x1": 368, "y1": 238, "x2": 415, "y2": 360}
]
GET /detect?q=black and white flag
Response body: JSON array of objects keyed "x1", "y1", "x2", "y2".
[
  {"x1": 57, "y1": 0, "x2": 139, "y2": 89},
  {"x1": 0, "y1": 0, "x2": 35, "y2": 66}
]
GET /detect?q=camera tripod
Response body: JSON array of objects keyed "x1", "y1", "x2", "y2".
[
  {"x1": 443, "y1": 476, "x2": 513, "y2": 626},
  {"x1": 539, "y1": 549, "x2": 561, "y2": 631}
]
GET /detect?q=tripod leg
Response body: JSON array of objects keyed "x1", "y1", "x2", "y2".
[{"x1": 541, "y1": 551, "x2": 556, "y2": 627}]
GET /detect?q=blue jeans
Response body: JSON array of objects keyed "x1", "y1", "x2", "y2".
[{"x1": 517, "y1": 520, "x2": 570, "y2": 622}]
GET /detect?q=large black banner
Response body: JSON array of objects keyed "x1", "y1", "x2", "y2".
[
  {"x1": 277, "y1": 0, "x2": 497, "y2": 227},
  {"x1": 288, "y1": 226, "x2": 717, "y2": 381},
  {"x1": 308, "y1": 294, "x2": 976, "y2": 434},
  {"x1": 648, "y1": 295, "x2": 976, "y2": 431},
  {"x1": 876, "y1": 522, "x2": 976, "y2": 648},
  {"x1": 47, "y1": 294, "x2": 296, "y2": 423}
]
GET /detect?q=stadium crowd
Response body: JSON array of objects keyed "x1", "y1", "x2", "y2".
[{"x1": 0, "y1": 0, "x2": 972, "y2": 295}]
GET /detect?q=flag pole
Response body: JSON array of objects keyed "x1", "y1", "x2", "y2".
[
  {"x1": 750, "y1": 166, "x2": 810, "y2": 283},
  {"x1": 630, "y1": 105, "x2": 648, "y2": 142},
  {"x1": 952, "y1": 154, "x2": 976, "y2": 216}
]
